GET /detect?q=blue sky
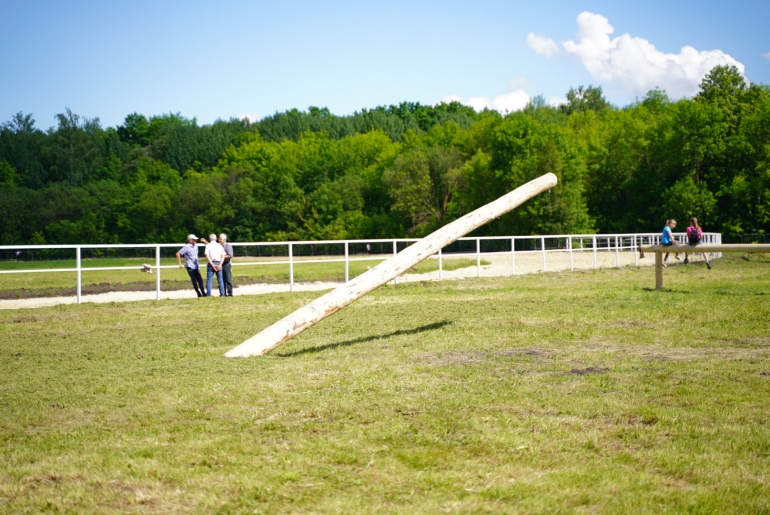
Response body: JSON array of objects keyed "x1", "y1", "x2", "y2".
[{"x1": 1, "y1": 0, "x2": 768, "y2": 129}]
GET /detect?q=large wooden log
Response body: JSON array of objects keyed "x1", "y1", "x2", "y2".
[{"x1": 225, "y1": 173, "x2": 558, "y2": 357}]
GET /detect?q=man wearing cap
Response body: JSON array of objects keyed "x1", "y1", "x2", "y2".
[
  {"x1": 202, "y1": 233, "x2": 226, "y2": 297},
  {"x1": 176, "y1": 234, "x2": 205, "y2": 297}
]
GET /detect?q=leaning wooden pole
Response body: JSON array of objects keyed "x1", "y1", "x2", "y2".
[{"x1": 225, "y1": 173, "x2": 558, "y2": 357}]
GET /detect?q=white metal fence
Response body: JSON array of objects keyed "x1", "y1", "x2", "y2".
[{"x1": 0, "y1": 232, "x2": 721, "y2": 304}]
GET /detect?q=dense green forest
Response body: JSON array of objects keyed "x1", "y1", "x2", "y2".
[{"x1": 1, "y1": 65, "x2": 768, "y2": 245}]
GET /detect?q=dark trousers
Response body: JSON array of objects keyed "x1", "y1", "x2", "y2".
[
  {"x1": 222, "y1": 263, "x2": 233, "y2": 296},
  {"x1": 186, "y1": 267, "x2": 205, "y2": 297}
]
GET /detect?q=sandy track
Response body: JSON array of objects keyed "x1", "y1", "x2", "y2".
[
  {"x1": 0, "y1": 249, "x2": 658, "y2": 310},
  {"x1": 400, "y1": 249, "x2": 652, "y2": 282},
  {"x1": 0, "y1": 281, "x2": 341, "y2": 309}
]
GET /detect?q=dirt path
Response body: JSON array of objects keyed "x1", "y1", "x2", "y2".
[
  {"x1": 401, "y1": 249, "x2": 653, "y2": 282},
  {"x1": 0, "y1": 249, "x2": 656, "y2": 310},
  {"x1": 0, "y1": 281, "x2": 341, "y2": 309}
]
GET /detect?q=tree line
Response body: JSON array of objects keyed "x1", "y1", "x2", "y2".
[{"x1": 0, "y1": 65, "x2": 768, "y2": 245}]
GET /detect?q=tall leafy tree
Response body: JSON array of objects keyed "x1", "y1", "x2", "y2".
[
  {"x1": 0, "y1": 112, "x2": 47, "y2": 188},
  {"x1": 383, "y1": 145, "x2": 464, "y2": 235},
  {"x1": 45, "y1": 108, "x2": 104, "y2": 186},
  {"x1": 559, "y1": 85, "x2": 610, "y2": 115}
]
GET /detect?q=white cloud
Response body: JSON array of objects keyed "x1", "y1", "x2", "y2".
[
  {"x1": 527, "y1": 32, "x2": 559, "y2": 58},
  {"x1": 763, "y1": 52, "x2": 770, "y2": 62},
  {"x1": 548, "y1": 96, "x2": 567, "y2": 107},
  {"x1": 238, "y1": 112, "x2": 260, "y2": 123},
  {"x1": 468, "y1": 90, "x2": 531, "y2": 113},
  {"x1": 535, "y1": 12, "x2": 745, "y2": 99},
  {"x1": 439, "y1": 89, "x2": 531, "y2": 114},
  {"x1": 439, "y1": 94, "x2": 463, "y2": 104}
]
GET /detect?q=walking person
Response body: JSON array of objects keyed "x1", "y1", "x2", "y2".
[
  {"x1": 684, "y1": 217, "x2": 712, "y2": 269},
  {"x1": 219, "y1": 233, "x2": 234, "y2": 297},
  {"x1": 176, "y1": 234, "x2": 205, "y2": 297},
  {"x1": 202, "y1": 233, "x2": 226, "y2": 297},
  {"x1": 661, "y1": 219, "x2": 680, "y2": 268}
]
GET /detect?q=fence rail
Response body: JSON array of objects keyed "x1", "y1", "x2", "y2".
[
  {"x1": 640, "y1": 243, "x2": 768, "y2": 290},
  {"x1": 0, "y1": 232, "x2": 721, "y2": 304}
]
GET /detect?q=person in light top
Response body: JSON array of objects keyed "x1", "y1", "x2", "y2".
[{"x1": 201, "y1": 233, "x2": 226, "y2": 297}]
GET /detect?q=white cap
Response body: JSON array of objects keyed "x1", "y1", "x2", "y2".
[{"x1": 187, "y1": 234, "x2": 197, "y2": 241}]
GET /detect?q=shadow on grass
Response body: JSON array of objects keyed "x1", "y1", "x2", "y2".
[
  {"x1": 641, "y1": 287, "x2": 769, "y2": 296},
  {"x1": 277, "y1": 320, "x2": 452, "y2": 357},
  {"x1": 640, "y1": 287, "x2": 692, "y2": 293}
]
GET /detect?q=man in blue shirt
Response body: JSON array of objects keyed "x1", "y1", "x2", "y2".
[{"x1": 176, "y1": 234, "x2": 205, "y2": 297}]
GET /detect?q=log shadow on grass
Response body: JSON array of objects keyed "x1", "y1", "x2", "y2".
[
  {"x1": 277, "y1": 320, "x2": 452, "y2": 357},
  {"x1": 640, "y1": 287, "x2": 693, "y2": 293}
]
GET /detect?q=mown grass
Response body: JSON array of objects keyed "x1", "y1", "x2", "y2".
[
  {"x1": 1, "y1": 256, "x2": 768, "y2": 514},
  {"x1": 0, "y1": 256, "x2": 487, "y2": 298}
]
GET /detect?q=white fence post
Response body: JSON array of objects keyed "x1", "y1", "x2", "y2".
[
  {"x1": 476, "y1": 238, "x2": 481, "y2": 278},
  {"x1": 718, "y1": 232, "x2": 722, "y2": 258},
  {"x1": 76, "y1": 246, "x2": 82, "y2": 304},
  {"x1": 511, "y1": 237, "x2": 515, "y2": 276},
  {"x1": 593, "y1": 236, "x2": 597, "y2": 269},
  {"x1": 438, "y1": 247, "x2": 443, "y2": 281},
  {"x1": 568, "y1": 237, "x2": 574, "y2": 271},
  {"x1": 541, "y1": 236, "x2": 546, "y2": 272},
  {"x1": 344, "y1": 241, "x2": 349, "y2": 283},
  {"x1": 393, "y1": 240, "x2": 398, "y2": 284},
  {"x1": 634, "y1": 235, "x2": 638, "y2": 267},
  {"x1": 615, "y1": 235, "x2": 620, "y2": 268},
  {"x1": 155, "y1": 246, "x2": 161, "y2": 301},
  {"x1": 289, "y1": 243, "x2": 294, "y2": 292}
]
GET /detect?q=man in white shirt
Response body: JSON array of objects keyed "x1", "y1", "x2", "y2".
[{"x1": 202, "y1": 233, "x2": 226, "y2": 297}]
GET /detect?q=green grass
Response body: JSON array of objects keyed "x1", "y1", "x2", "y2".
[
  {"x1": 0, "y1": 257, "x2": 487, "y2": 298},
  {"x1": 1, "y1": 256, "x2": 768, "y2": 513}
]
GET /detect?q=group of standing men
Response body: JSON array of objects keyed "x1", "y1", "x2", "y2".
[{"x1": 175, "y1": 233, "x2": 235, "y2": 297}]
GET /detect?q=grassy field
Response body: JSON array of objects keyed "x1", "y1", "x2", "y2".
[
  {"x1": 0, "y1": 256, "x2": 487, "y2": 298},
  {"x1": 1, "y1": 256, "x2": 768, "y2": 513}
]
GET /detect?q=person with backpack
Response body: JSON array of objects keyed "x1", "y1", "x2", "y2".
[{"x1": 684, "y1": 217, "x2": 711, "y2": 269}]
